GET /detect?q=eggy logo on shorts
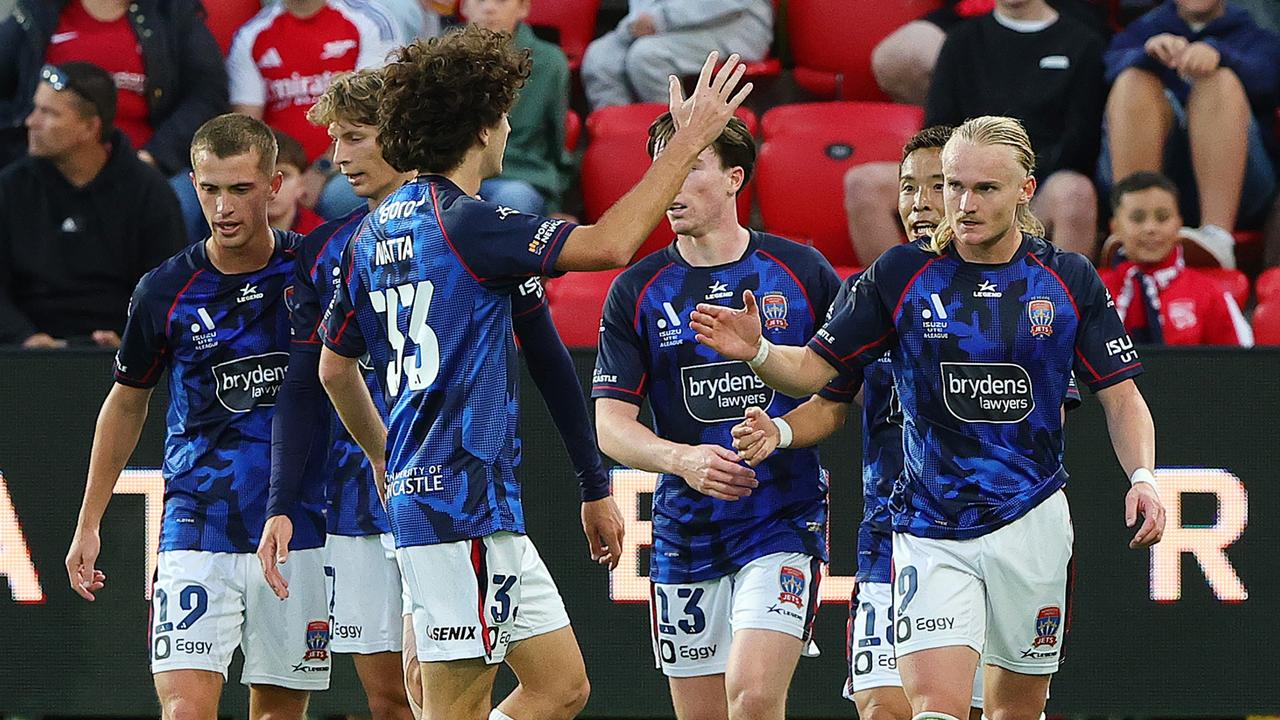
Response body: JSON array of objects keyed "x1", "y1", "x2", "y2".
[
  {"x1": 212, "y1": 352, "x2": 289, "y2": 412},
  {"x1": 940, "y1": 362, "x2": 1034, "y2": 423},
  {"x1": 681, "y1": 361, "x2": 774, "y2": 423}
]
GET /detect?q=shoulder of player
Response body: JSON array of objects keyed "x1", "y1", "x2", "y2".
[
  {"x1": 135, "y1": 244, "x2": 205, "y2": 307},
  {"x1": 303, "y1": 208, "x2": 368, "y2": 255},
  {"x1": 1029, "y1": 237, "x2": 1097, "y2": 284},
  {"x1": 230, "y1": 2, "x2": 285, "y2": 47},
  {"x1": 609, "y1": 251, "x2": 677, "y2": 304},
  {"x1": 867, "y1": 241, "x2": 935, "y2": 285},
  {"x1": 753, "y1": 231, "x2": 832, "y2": 271},
  {"x1": 330, "y1": 0, "x2": 398, "y2": 40}
]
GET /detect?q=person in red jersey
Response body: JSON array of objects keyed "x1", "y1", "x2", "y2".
[
  {"x1": 268, "y1": 129, "x2": 324, "y2": 235},
  {"x1": 1101, "y1": 171, "x2": 1253, "y2": 346}
]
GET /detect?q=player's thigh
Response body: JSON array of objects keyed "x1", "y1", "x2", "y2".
[
  {"x1": 669, "y1": 674, "x2": 729, "y2": 720},
  {"x1": 151, "y1": 551, "x2": 244, "y2": 679},
  {"x1": 241, "y1": 548, "x2": 331, "y2": 690},
  {"x1": 352, "y1": 651, "x2": 411, "y2": 716},
  {"x1": 418, "y1": 656, "x2": 500, "y2": 720},
  {"x1": 503, "y1": 624, "x2": 590, "y2": 707},
  {"x1": 401, "y1": 614, "x2": 424, "y2": 718},
  {"x1": 327, "y1": 533, "x2": 404, "y2": 654},
  {"x1": 982, "y1": 665, "x2": 1051, "y2": 720},
  {"x1": 650, "y1": 574, "x2": 733, "y2": 678},
  {"x1": 247, "y1": 682, "x2": 310, "y2": 720},
  {"x1": 852, "y1": 686, "x2": 913, "y2": 720},
  {"x1": 154, "y1": 668, "x2": 224, "y2": 720},
  {"x1": 979, "y1": 490, "x2": 1072, "y2": 677}
]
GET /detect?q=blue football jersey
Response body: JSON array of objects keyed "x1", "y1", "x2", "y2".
[
  {"x1": 292, "y1": 208, "x2": 390, "y2": 536},
  {"x1": 810, "y1": 235, "x2": 1142, "y2": 540},
  {"x1": 592, "y1": 232, "x2": 841, "y2": 584},
  {"x1": 320, "y1": 176, "x2": 574, "y2": 547},
  {"x1": 114, "y1": 230, "x2": 326, "y2": 553}
]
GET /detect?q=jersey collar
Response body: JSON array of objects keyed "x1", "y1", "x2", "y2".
[{"x1": 666, "y1": 228, "x2": 760, "y2": 270}]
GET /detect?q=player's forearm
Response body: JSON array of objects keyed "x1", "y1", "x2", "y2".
[
  {"x1": 780, "y1": 396, "x2": 848, "y2": 449},
  {"x1": 77, "y1": 386, "x2": 150, "y2": 531},
  {"x1": 319, "y1": 352, "x2": 387, "y2": 471},
  {"x1": 1099, "y1": 381, "x2": 1156, "y2": 477},
  {"x1": 556, "y1": 134, "x2": 702, "y2": 271},
  {"x1": 754, "y1": 343, "x2": 837, "y2": 398},
  {"x1": 597, "y1": 408, "x2": 688, "y2": 477}
]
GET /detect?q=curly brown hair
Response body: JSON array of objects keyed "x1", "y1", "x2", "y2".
[{"x1": 379, "y1": 25, "x2": 532, "y2": 174}]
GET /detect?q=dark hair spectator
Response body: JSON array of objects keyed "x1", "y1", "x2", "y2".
[{"x1": 269, "y1": 128, "x2": 323, "y2": 234}]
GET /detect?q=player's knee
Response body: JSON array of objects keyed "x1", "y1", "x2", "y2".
[
  {"x1": 1111, "y1": 66, "x2": 1163, "y2": 95},
  {"x1": 365, "y1": 687, "x2": 413, "y2": 720},
  {"x1": 981, "y1": 708, "x2": 1045, "y2": 720},
  {"x1": 1191, "y1": 67, "x2": 1246, "y2": 99},
  {"x1": 728, "y1": 681, "x2": 784, "y2": 720},
  {"x1": 160, "y1": 697, "x2": 213, "y2": 720},
  {"x1": 855, "y1": 695, "x2": 910, "y2": 720},
  {"x1": 545, "y1": 674, "x2": 590, "y2": 720}
]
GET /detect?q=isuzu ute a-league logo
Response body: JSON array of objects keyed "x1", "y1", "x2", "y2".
[{"x1": 212, "y1": 352, "x2": 289, "y2": 412}]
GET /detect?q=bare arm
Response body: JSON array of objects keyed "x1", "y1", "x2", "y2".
[
  {"x1": 66, "y1": 383, "x2": 153, "y2": 600},
  {"x1": 319, "y1": 348, "x2": 386, "y2": 487},
  {"x1": 595, "y1": 398, "x2": 757, "y2": 501},
  {"x1": 1096, "y1": 379, "x2": 1165, "y2": 548},
  {"x1": 731, "y1": 398, "x2": 849, "y2": 466},
  {"x1": 554, "y1": 52, "x2": 752, "y2": 271}
]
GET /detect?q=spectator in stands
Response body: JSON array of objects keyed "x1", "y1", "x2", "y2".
[
  {"x1": 225, "y1": 0, "x2": 403, "y2": 222},
  {"x1": 269, "y1": 128, "x2": 324, "y2": 234},
  {"x1": 1100, "y1": 171, "x2": 1253, "y2": 345},
  {"x1": 0, "y1": 0, "x2": 228, "y2": 172},
  {"x1": 0, "y1": 62, "x2": 184, "y2": 348},
  {"x1": 378, "y1": 0, "x2": 446, "y2": 40},
  {"x1": 871, "y1": 0, "x2": 1107, "y2": 105},
  {"x1": 464, "y1": 0, "x2": 573, "y2": 215},
  {"x1": 1101, "y1": 0, "x2": 1280, "y2": 269},
  {"x1": 845, "y1": 0, "x2": 1105, "y2": 264},
  {"x1": 580, "y1": 0, "x2": 772, "y2": 110}
]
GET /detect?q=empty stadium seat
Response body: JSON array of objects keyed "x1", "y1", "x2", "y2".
[
  {"x1": 1250, "y1": 300, "x2": 1280, "y2": 345},
  {"x1": 756, "y1": 102, "x2": 924, "y2": 267},
  {"x1": 789, "y1": 0, "x2": 942, "y2": 100},
  {"x1": 581, "y1": 103, "x2": 758, "y2": 262},
  {"x1": 1201, "y1": 268, "x2": 1250, "y2": 308},
  {"x1": 203, "y1": 0, "x2": 262, "y2": 55},
  {"x1": 544, "y1": 269, "x2": 624, "y2": 348},
  {"x1": 1256, "y1": 267, "x2": 1280, "y2": 304},
  {"x1": 565, "y1": 109, "x2": 581, "y2": 152},
  {"x1": 527, "y1": 0, "x2": 601, "y2": 71}
]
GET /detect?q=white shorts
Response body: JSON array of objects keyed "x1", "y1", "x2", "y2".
[
  {"x1": 326, "y1": 533, "x2": 404, "y2": 654},
  {"x1": 843, "y1": 581, "x2": 983, "y2": 707},
  {"x1": 649, "y1": 552, "x2": 822, "y2": 678},
  {"x1": 397, "y1": 532, "x2": 570, "y2": 664},
  {"x1": 892, "y1": 490, "x2": 1074, "y2": 675},
  {"x1": 150, "y1": 549, "x2": 331, "y2": 690}
]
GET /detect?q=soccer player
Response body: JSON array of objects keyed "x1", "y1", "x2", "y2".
[
  {"x1": 65, "y1": 114, "x2": 329, "y2": 720},
  {"x1": 317, "y1": 26, "x2": 752, "y2": 720},
  {"x1": 592, "y1": 110, "x2": 840, "y2": 720},
  {"x1": 691, "y1": 115, "x2": 1166, "y2": 720}
]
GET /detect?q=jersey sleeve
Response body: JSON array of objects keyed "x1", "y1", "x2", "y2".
[
  {"x1": 1067, "y1": 256, "x2": 1144, "y2": 391},
  {"x1": 225, "y1": 26, "x2": 266, "y2": 107},
  {"x1": 591, "y1": 274, "x2": 649, "y2": 405},
  {"x1": 441, "y1": 198, "x2": 577, "y2": 292},
  {"x1": 1203, "y1": 287, "x2": 1253, "y2": 347},
  {"x1": 816, "y1": 274, "x2": 863, "y2": 403},
  {"x1": 807, "y1": 257, "x2": 898, "y2": 376},
  {"x1": 320, "y1": 239, "x2": 367, "y2": 358},
  {"x1": 1064, "y1": 373, "x2": 1082, "y2": 411},
  {"x1": 351, "y1": 2, "x2": 402, "y2": 69},
  {"x1": 289, "y1": 232, "x2": 326, "y2": 352},
  {"x1": 113, "y1": 271, "x2": 170, "y2": 388}
]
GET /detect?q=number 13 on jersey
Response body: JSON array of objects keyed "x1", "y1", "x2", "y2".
[{"x1": 369, "y1": 280, "x2": 440, "y2": 397}]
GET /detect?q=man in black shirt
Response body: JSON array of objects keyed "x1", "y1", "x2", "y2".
[
  {"x1": 0, "y1": 61, "x2": 184, "y2": 347},
  {"x1": 846, "y1": 0, "x2": 1105, "y2": 264}
]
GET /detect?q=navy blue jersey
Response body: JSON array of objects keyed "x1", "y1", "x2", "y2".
[
  {"x1": 810, "y1": 235, "x2": 1141, "y2": 540},
  {"x1": 592, "y1": 232, "x2": 841, "y2": 584},
  {"x1": 321, "y1": 176, "x2": 574, "y2": 547},
  {"x1": 292, "y1": 208, "x2": 390, "y2": 536},
  {"x1": 114, "y1": 230, "x2": 326, "y2": 553}
]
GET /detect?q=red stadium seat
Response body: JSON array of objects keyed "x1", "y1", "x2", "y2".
[
  {"x1": 527, "y1": 0, "x2": 601, "y2": 71},
  {"x1": 788, "y1": 0, "x2": 943, "y2": 100},
  {"x1": 581, "y1": 103, "x2": 758, "y2": 262},
  {"x1": 1201, "y1": 268, "x2": 1250, "y2": 308},
  {"x1": 1250, "y1": 300, "x2": 1280, "y2": 345},
  {"x1": 544, "y1": 269, "x2": 624, "y2": 348},
  {"x1": 756, "y1": 102, "x2": 924, "y2": 267},
  {"x1": 203, "y1": 0, "x2": 262, "y2": 55},
  {"x1": 1256, "y1": 267, "x2": 1280, "y2": 304},
  {"x1": 565, "y1": 109, "x2": 581, "y2": 152}
]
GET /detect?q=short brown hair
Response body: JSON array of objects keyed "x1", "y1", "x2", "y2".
[
  {"x1": 190, "y1": 113, "x2": 277, "y2": 176},
  {"x1": 646, "y1": 112, "x2": 756, "y2": 190},
  {"x1": 272, "y1": 129, "x2": 308, "y2": 173},
  {"x1": 1111, "y1": 170, "x2": 1179, "y2": 212},
  {"x1": 307, "y1": 69, "x2": 384, "y2": 129},
  {"x1": 901, "y1": 125, "x2": 953, "y2": 165},
  {"x1": 379, "y1": 25, "x2": 532, "y2": 173}
]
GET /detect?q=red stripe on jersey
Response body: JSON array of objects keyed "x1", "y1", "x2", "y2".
[
  {"x1": 1029, "y1": 252, "x2": 1083, "y2": 326},
  {"x1": 757, "y1": 250, "x2": 817, "y2": 323},
  {"x1": 593, "y1": 372, "x2": 647, "y2": 397},
  {"x1": 471, "y1": 539, "x2": 493, "y2": 657},
  {"x1": 632, "y1": 263, "x2": 677, "y2": 333},
  {"x1": 891, "y1": 255, "x2": 945, "y2": 322},
  {"x1": 164, "y1": 269, "x2": 205, "y2": 337},
  {"x1": 431, "y1": 183, "x2": 486, "y2": 284}
]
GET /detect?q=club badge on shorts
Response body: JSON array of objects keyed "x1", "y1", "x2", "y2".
[
  {"x1": 761, "y1": 292, "x2": 789, "y2": 330},
  {"x1": 1033, "y1": 606, "x2": 1061, "y2": 647},
  {"x1": 303, "y1": 620, "x2": 331, "y2": 661},
  {"x1": 1028, "y1": 298, "x2": 1055, "y2": 337},
  {"x1": 778, "y1": 566, "x2": 806, "y2": 607}
]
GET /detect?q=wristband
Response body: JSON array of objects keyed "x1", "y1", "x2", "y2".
[
  {"x1": 747, "y1": 337, "x2": 771, "y2": 369},
  {"x1": 772, "y1": 417, "x2": 793, "y2": 449},
  {"x1": 1129, "y1": 467, "x2": 1157, "y2": 488}
]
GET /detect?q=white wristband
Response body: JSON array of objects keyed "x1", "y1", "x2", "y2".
[
  {"x1": 772, "y1": 417, "x2": 793, "y2": 449},
  {"x1": 747, "y1": 337, "x2": 771, "y2": 369},
  {"x1": 1129, "y1": 468, "x2": 1157, "y2": 488}
]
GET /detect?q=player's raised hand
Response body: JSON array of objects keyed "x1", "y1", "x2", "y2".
[
  {"x1": 691, "y1": 289, "x2": 763, "y2": 361},
  {"x1": 676, "y1": 444, "x2": 758, "y2": 501},
  {"x1": 1125, "y1": 481, "x2": 1166, "y2": 549},
  {"x1": 66, "y1": 529, "x2": 106, "y2": 601},
  {"x1": 581, "y1": 497, "x2": 626, "y2": 570},
  {"x1": 256, "y1": 515, "x2": 294, "y2": 600},
  {"x1": 731, "y1": 406, "x2": 780, "y2": 467},
  {"x1": 672, "y1": 51, "x2": 753, "y2": 148}
]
